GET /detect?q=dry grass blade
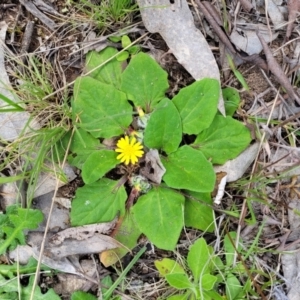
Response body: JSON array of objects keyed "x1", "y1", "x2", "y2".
[{"x1": 257, "y1": 30, "x2": 300, "y2": 104}]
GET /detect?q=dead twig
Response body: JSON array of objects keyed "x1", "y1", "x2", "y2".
[
  {"x1": 20, "y1": 21, "x2": 34, "y2": 57},
  {"x1": 195, "y1": 0, "x2": 268, "y2": 71},
  {"x1": 272, "y1": 111, "x2": 300, "y2": 132},
  {"x1": 0, "y1": 4, "x2": 17, "y2": 9},
  {"x1": 19, "y1": 0, "x2": 56, "y2": 31},
  {"x1": 257, "y1": 31, "x2": 300, "y2": 105}
]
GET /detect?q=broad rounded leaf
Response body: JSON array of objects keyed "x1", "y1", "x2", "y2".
[
  {"x1": 184, "y1": 192, "x2": 214, "y2": 232},
  {"x1": 161, "y1": 146, "x2": 215, "y2": 192},
  {"x1": 172, "y1": 79, "x2": 219, "y2": 134},
  {"x1": 155, "y1": 258, "x2": 185, "y2": 276},
  {"x1": 121, "y1": 35, "x2": 131, "y2": 48},
  {"x1": 68, "y1": 128, "x2": 99, "y2": 153},
  {"x1": 187, "y1": 238, "x2": 213, "y2": 281},
  {"x1": 71, "y1": 179, "x2": 127, "y2": 226},
  {"x1": 85, "y1": 47, "x2": 122, "y2": 88},
  {"x1": 73, "y1": 76, "x2": 132, "y2": 138},
  {"x1": 82, "y1": 150, "x2": 119, "y2": 184},
  {"x1": 166, "y1": 273, "x2": 194, "y2": 290},
  {"x1": 132, "y1": 187, "x2": 184, "y2": 250},
  {"x1": 57, "y1": 127, "x2": 100, "y2": 169},
  {"x1": 116, "y1": 51, "x2": 129, "y2": 62},
  {"x1": 144, "y1": 98, "x2": 182, "y2": 154},
  {"x1": 121, "y1": 52, "x2": 169, "y2": 110},
  {"x1": 62, "y1": 128, "x2": 100, "y2": 169},
  {"x1": 193, "y1": 115, "x2": 251, "y2": 164}
]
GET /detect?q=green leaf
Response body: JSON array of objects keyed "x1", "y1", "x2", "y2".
[
  {"x1": 116, "y1": 51, "x2": 129, "y2": 61},
  {"x1": 144, "y1": 98, "x2": 182, "y2": 154},
  {"x1": 69, "y1": 128, "x2": 100, "y2": 153},
  {"x1": 121, "y1": 35, "x2": 131, "y2": 48},
  {"x1": 172, "y1": 79, "x2": 219, "y2": 134},
  {"x1": 226, "y1": 273, "x2": 243, "y2": 300},
  {"x1": 203, "y1": 290, "x2": 224, "y2": 300},
  {"x1": 155, "y1": 258, "x2": 185, "y2": 276},
  {"x1": 0, "y1": 206, "x2": 43, "y2": 255},
  {"x1": 100, "y1": 209, "x2": 141, "y2": 267},
  {"x1": 201, "y1": 274, "x2": 217, "y2": 291},
  {"x1": 214, "y1": 256, "x2": 224, "y2": 270},
  {"x1": 109, "y1": 36, "x2": 122, "y2": 42},
  {"x1": 71, "y1": 291, "x2": 97, "y2": 300},
  {"x1": 167, "y1": 294, "x2": 190, "y2": 300},
  {"x1": 187, "y1": 238, "x2": 213, "y2": 281},
  {"x1": 132, "y1": 187, "x2": 184, "y2": 250},
  {"x1": 0, "y1": 273, "x2": 18, "y2": 295},
  {"x1": 82, "y1": 150, "x2": 119, "y2": 184},
  {"x1": 166, "y1": 273, "x2": 194, "y2": 290},
  {"x1": 70, "y1": 179, "x2": 127, "y2": 226},
  {"x1": 233, "y1": 69, "x2": 249, "y2": 91},
  {"x1": 21, "y1": 276, "x2": 60, "y2": 300},
  {"x1": 121, "y1": 52, "x2": 169, "y2": 110},
  {"x1": 58, "y1": 128, "x2": 101, "y2": 169},
  {"x1": 193, "y1": 115, "x2": 251, "y2": 164},
  {"x1": 184, "y1": 192, "x2": 214, "y2": 232},
  {"x1": 224, "y1": 231, "x2": 242, "y2": 267},
  {"x1": 128, "y1": 45, "x2": 140, "y2": 55},
  {"x1": 0, "y1": 93, "x2": 24, "y2": 110},
  {"x1": 0, "y1": 174, "x2": 26, "y2": 184},
  {"x1": 100, "y1": 275, "x2": 113, "y2": 296},
  {"x1": 222, "y1": 87, "x2": 240, "y2": 116},
  {"x1": 0, "y1": 257, "x2": 38, "y2": 278},
  {"x1": 161, "y1": 146, "x2": 215, "y2": 193},
  {"x1": 73, "y1": 76, "x2": 132, "y2": 138},
  {"x1": 85, "y1": 47, "x2": 122, "y2": 88}
]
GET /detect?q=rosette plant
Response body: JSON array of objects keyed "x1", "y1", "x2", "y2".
[{"x1": 59, "y1": 47, "x2": 251, "y2": 263}]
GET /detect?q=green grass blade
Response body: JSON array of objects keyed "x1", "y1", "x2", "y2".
[{"x1": 103, "y1": 246, "x2": 146, "y2": 300}]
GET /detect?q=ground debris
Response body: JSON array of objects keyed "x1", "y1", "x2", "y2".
[
  {"x1": 137, "y1": 0, "x2": 225, "y2": 114},
  {"x1": 49, "y1": 218, "x2": 118, "y2": 246},
  {"x1": 19, "y1": 0, "x2": 58, "y2": 30}
]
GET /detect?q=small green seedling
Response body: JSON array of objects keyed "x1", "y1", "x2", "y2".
[
  {"x1": 109, "y1": 35, "x2": 140, "y2": 61},
  {"x1": 0, "y1": 205, "x2": 43, "y2": 255},
  {"x1": 155, "y1": 237, "x2": 222, "y2": 300},
  {"x1": 0, "y1": 258, "x2": 57, "y2": 299},
  {"x1": 155, "y1": 235, "x2": 254, "y2": 300}
]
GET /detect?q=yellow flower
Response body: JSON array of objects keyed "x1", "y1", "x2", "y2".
[{"x1": 115, "y1": 136, "x2": 144, "y2": 165}]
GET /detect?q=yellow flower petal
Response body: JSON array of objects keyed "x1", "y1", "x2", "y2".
[
  {"x1": 117, "y1": 153, "x2": 124, "y2": 160},
  {"x1": 115, "y1": 135, "x2": 144, "y2": 165}
]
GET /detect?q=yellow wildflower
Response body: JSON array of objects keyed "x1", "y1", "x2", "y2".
[{"x1": 115, "y1": 136, "x2": 144, "y2": 165}]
